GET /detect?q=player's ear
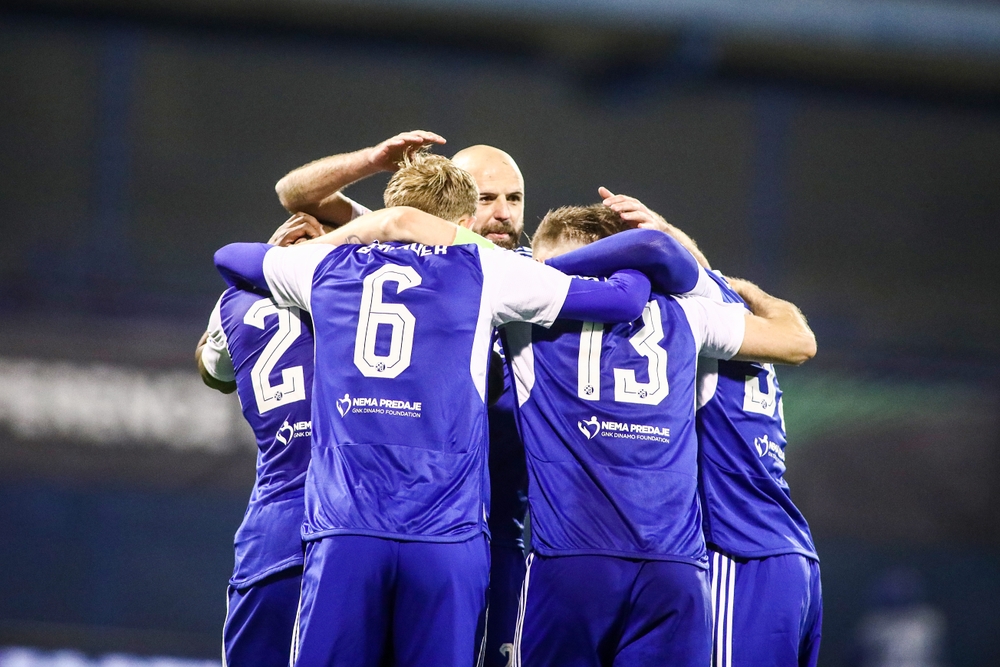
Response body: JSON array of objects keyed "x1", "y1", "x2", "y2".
[{"x1": 456, "y1": 215, "x2": 475, "y2": 229}]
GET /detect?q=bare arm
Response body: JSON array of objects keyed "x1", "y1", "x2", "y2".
[
  {"x1": 302, "y1": 206, "x2": 462, "y2": 248},
  {"x1": 729, "y1": 278, "x2": 817, "y2": 366},
  {"x1": 598, "y1": 186, "x2": 712, "y2": 270},
  {"x1": 195, "y1": 331, "x2": 237, "y2": 394},
  {"x1": 276, "y1": 130, "x2": 446, "y2": 223}
]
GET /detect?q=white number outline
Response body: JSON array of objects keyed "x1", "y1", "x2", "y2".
[
  {"x1": 244, "y1": 298, "x2": 306, "y2": 414},
  {"x1": 743, "y1": 363, "x2": 779, "y2": 417},
  {"x1": 354, "y1": 265, "x2": 421, "y2": 378},
  {"x1": 576, "y1": 300, "x2": 670, "y2": 406}
]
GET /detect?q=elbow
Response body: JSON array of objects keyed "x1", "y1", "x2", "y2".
[
  {"x1": 787, "y1": 332, "x2": 817, "y2": 366},
  {"x1": 275, "y1": 178, "x2": 294, "y2": 211},
  {"x1": 275, "y1": 177, "x2": 306, "y2": 213},
  {"x1": 378, "y1": 207, "x2": 411, "y2": 241}
]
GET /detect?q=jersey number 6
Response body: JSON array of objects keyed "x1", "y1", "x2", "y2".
[{"x1": 354, "y1": 265, "x2": 421, "y2": 378}]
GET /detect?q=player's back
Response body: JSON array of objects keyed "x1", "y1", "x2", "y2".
[
  {"x1": 696, "y1": 272, "x2": 817, "y2": 560},
  {"x1": 214, "y1": 287, "x2": 315, "y2": 587},
  {"x1": 505, "y1": 292, "x2": 733, "y2": 565},
  {"x1": 300, "y1": 241, "x2": 559, "y2": 544}
]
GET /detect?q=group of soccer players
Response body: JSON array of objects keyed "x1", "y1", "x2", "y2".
[{"x1": 196, "y1": 130, "x2": 822, "y2": 667}]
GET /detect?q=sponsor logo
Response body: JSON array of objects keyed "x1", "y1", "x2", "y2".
[
  {"x1": 337, "y1": 393, "x2": 352, "y2": 417},
  {"x1": 578, "y1": 416, "x2": 600, "y2": 440},
  {"x1": 336, "y1": 392, "x2": 423, "y2": 419},
  {"x1": 275, "y1": 419, "x2": 311, "y2": 445},
  {"x1": 577, "y1": 415, "x2": 670, "y2": 443},
  {"x1": 753, "y1": 433, "x2": 785, "y2": 462}
]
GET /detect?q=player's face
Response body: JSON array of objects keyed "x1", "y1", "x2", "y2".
[
  {"x1": 462, "y1": 161, "x2": 525, "y2": 250},
  {"x1": 532, "y1": 236, "x2": 587, "y2": 262}
]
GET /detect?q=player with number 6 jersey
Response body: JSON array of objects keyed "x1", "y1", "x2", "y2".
[{"x1": 214, "y1": 225, "x2": 651, "y2": 667}]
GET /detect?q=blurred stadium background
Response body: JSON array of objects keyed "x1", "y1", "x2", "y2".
[{"x1": 1, "y1": 0, "x2": 999, "y2": 665}]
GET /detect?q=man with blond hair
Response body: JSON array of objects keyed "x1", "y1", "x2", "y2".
[
  {"x1": 216, "y1": 152, "x2": 656, "y2": 667},
  {"x1": 275, "y1": 133, "x2": 533, "y2": 666}
]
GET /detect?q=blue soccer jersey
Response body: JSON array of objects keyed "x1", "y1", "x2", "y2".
[
  {"x1": 487, "y1": 244, "x2": 534, "y2": 550},
  {"x1": 214, "y1": 239, "x2": 649, "y2": 545},
  {"x1": 696, "y1": 271, "x2": 818, "y2": 560},
  {"x1": 503, "y1": 292, "x2": 747, "y2": 565},
  {"x1": 202, "y1": 288, "x2": 315, "y2": 587}
]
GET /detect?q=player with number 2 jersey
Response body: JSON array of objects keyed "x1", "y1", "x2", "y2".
[{"x1": 200, "y1": 287, "x2": 315, "y2": 667}]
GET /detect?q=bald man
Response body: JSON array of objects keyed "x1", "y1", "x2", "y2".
[
  {"x1": 452, "y1": 145, "x2": 525, "y2": 250},
  {"x1": 275, "y1": 132, "x2": 532, "y2": 667}
]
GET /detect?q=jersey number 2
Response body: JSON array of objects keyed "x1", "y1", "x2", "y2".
[
  {"x1": 244, "y1": 298, "x2": 307, "y2": 414},
  {"x1": 577, "y1": 300, "x2": 669, "y2": 405}
]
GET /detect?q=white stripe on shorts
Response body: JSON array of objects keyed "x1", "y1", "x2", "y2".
[
  {"x1": 512, "y1": 553, "x2": 534, "y2": 667},
  {"x1": 712, "y1": 553, "x2": 737, "y2": 667},
  {"x1": 289, "y1": 576, "x2": 304, "y2": 666}
]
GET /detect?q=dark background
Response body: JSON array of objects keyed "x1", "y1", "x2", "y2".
[{"x1": 1, "y1": 0, "x2": 999, "y2": 664}]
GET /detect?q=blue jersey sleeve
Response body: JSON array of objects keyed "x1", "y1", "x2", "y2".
[
  {"x1": 559, "y1": 269, "x2": 650, "y2": 322},
  {"x1": 214, "y1": 242, "x2": 272, "y2": 291},
  {"x1": 546, "y1": 229, "x2": 700, "y2": 295}
]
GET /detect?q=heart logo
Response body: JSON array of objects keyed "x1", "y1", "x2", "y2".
[
  {"x1": 578, "y1": 416, "x2": 600, "y2": 440},
  {"x1": 754, "y1": 434, "x2": 770, "y2": 457},
  {"x1": 275, "y1": 420, "x2": 294, "y2": 445},
  {"x1": 336, "y1": 393, "x2": 352, "y2": 417}
]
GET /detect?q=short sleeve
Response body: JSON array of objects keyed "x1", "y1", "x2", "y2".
[
  {"x1": 262, "y1": 244, "x2": 336, "y2": 312},
  {"x1": 477, "y1": 247, "x2": 572, "y2": 328},
  {"x1": 200, "y1": 295, "x2": 235, "y2": 382},
  {"x1": 687, "y1": 268, "x2": 725, "y2": 301},
  {"x1": 675, "y1": 295, "x2": 747, "y2": 360},
  {"x1": 344, "y1": 196, "x2": 372, "y2": 220}
]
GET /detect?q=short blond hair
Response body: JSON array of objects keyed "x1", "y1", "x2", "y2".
[
  {"x1": 533, "y1": 204, "x2": 630, "y2": 251},
  {"x1": 383, "y1": 150, "x2": 478, "y2": 223}
]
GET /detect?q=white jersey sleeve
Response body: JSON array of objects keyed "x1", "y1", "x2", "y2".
[
  {"x1": 477, "y1": 247, "x2": 572, "y2": 328},
  {"x1": 262, "y1": 244, "x2": 336, "y2": 312},
  {"x1": 676, "y1": 295, "x2": 747, "y2": 360},
  {"x1": 687, "y1": 267, "x2": 725, "y2": 301},
  {"x1": 200, "y1": 295, "x2": 235, "y2": 382},
  {"x1": 345, "y1": 196, "x2": 372, "y2": 220}
]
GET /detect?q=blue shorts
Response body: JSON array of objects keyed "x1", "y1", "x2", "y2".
[
  {"x1": 709, "y1": 549, "x2": 822, "y2": 667},
  {"x1": 223, "y1": 566, "x2": 302, "y2": 667},
  {"x1": 483, "y1": 543, "x2": 526, "y2": 667},
  {"x1": 293, "y1": 534, "x2": 490, "y2": 667},
  {"x1": 515, "y1": 553, "x2": 712, "y2": 667}
]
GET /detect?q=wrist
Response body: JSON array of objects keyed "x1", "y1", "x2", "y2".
[{"x1": 364, "y1": 146, "x2": 392, "y2": 174}]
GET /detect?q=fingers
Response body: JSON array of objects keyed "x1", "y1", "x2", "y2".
[
  {"x1": 269, "y1": 213, "x2": 326, "y2": 247},
  {"x1": 389, "y1": 130, "x2": 447, "y2": 147},
  {"x1": 598, "y1": 186, "x2": 615, "y2": 200}
]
